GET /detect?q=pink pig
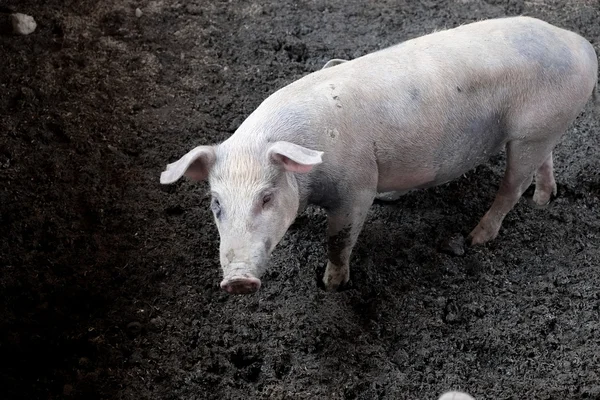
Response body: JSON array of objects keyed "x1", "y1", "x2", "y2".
[{"x1": 161, "y1": 16, "x2": 598, "y2": 294}]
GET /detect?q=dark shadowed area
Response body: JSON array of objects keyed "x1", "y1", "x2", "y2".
[{"x1": 1, "y1": 1, "x2": 599, "y2": 399}]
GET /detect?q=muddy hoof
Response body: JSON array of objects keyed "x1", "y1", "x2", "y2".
[{"x1": 526, "y1": 195, "x2": 556, "y2": 209}]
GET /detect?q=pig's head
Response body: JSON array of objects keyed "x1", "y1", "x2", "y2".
[{"x1": 160, "y1": 140, "x2": 323, "y2": 294}]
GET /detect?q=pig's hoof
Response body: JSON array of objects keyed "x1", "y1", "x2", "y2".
[
  {"x1": 528, "y1": 196, "x2": 550, "y2": 209},
  {"x1": 532, "y1": 180, "x2": 557, "y2": 207},
  {"x1": 531, "y1": 190, "x2": 556, "y2": 208},
  {"x1": 322, "y1": 264, "x2": 349, "y2": 291},
  {"x1": 467, "y1": 225, "x2": 498, "y2": 246},
  {"x1": 322, "y1": 275, "x2": 349, "y2": 291}
]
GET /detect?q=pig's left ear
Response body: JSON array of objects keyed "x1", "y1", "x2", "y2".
[
  {"x1": 160, "y1": 145, "x2": 216, "y2": 184},
  {"x1": 322, "y1": 58, "x2": 348, "y2": 69},
  {"x1": 268, "y1": 141, "x2": 324, "y2": 173}
]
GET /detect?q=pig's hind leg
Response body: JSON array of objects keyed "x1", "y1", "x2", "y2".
[
  {"x1": 532, "y1": 152, "x2": 557, "y2": 206},
  {"x1": 468, "y1": 139, "x2": 558, "y2": 245},
  {"x1": 375, "y1": 190, "x2": 411, "y2": 202}
]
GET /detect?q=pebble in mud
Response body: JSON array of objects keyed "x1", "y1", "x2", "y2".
[
  {"x1": 11, "y1": 13, "x2": 37, "y2": 35},
  {"x1": 78, "y1": 357, "x2": 91, "y2": 368},
  {"x1": 126, "y1": 321, "x2": 143, "y2": 337},
  {"x1": 149, "y1": 317, "x2": 166, "y2": 332},
  {"x1": 438, "y1": 392, "x2": 475, "y2": 400}
]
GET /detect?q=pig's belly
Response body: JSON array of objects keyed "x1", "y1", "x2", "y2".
[
  {"x1": 376, "y1": 164, "x2": 438, "y2": 192},
  {"x1": 376, "y1": 153, "x2": 499, "y2": 192},
  {"x1": 375, "y1": 117, "x2": 508, "y2": 192}
]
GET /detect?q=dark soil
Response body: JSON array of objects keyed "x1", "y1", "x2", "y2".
[{"x1": 1, "y1": 1, "x2": 599, "y2": 399}]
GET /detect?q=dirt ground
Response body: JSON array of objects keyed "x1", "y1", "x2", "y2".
[{"x1": 1, "y1": 1, "x2": 599, "y2": 399}]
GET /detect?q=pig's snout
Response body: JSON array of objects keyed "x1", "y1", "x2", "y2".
[{"x1": 220, "y1": 276, "x2": 261, "y2": 294}]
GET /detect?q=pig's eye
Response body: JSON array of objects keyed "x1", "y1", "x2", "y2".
[
  {"x1": 262, "y1": 193, "x2": 273, "y2": 208},
  {"x1": 211, "y1": 197, "x2": 222, "y2": 218}
]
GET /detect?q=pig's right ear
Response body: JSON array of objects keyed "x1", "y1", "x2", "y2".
[
  {"x1": 267, "y1": 141, "x2": 323, "y2": 173},
  {"x1": 160, "y1": 146, "x2": 216, "y2": 184}
]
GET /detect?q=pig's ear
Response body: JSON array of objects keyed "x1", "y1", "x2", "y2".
[
  {"x1": 160, "y1": 146, "x2": 216, "y2": 184},
  {"x1": 322, "y1": 58, "x2": 348, "y2": 69},
  {"x1": 268, "y1": 141, "x2": 324, "y2": 173}
]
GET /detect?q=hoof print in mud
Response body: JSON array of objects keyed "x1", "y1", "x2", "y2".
[
  {"x1": 283, "y1": 41, "x2": 308, "y2": 62},
  {"x1": 439, "y1": 234, "x2": 466, "y2": 256},
  {"x1": 230, "y1": 347, "x2": 263, "y2": 383},
  {"x1": 126, "y1": 321, "x2": 143, "y2": 338}
]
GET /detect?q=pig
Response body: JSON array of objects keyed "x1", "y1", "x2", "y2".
[{"x1": 160, "y1": 16, "x2": 598, "y2": 294}]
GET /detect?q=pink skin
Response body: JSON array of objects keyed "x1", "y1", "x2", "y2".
[
  {"x1": 160, "y1": 140, "x2": 323, "y2": 294},
  {"x1": 211, "y1": 142, "x2": 322, "y2": 294},
  {"x1": 220, "y1": 276, "x2": 262, "y2": 294}
]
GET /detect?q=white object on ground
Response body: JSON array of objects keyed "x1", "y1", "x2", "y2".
[
  {"x1": 438, "y1": 392, "x2": 475, "y2": 400},
  {"x1": 11, "y1": 13, "x2": 37, "y2": 35},
  {"x1": 135, "y1": 8, "x2": 143, "y2": 18}
]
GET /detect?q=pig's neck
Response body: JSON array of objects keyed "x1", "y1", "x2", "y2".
[
  {"x1": 295, "y1": 173, "x2": 312, "y2": 214},
  {"x1": 294, "y1": 170, "x2": 343, "y2": 213}
]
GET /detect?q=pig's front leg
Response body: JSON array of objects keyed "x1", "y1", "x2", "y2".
[{"x1": 323, "y1": 189, "x2": 375, "y2": 291}]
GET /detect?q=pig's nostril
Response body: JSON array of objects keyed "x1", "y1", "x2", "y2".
[{"x1": 220, "y1": 277, "x2": 261, "y2": 294}]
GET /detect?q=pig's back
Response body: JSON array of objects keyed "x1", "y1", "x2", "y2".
[
  {"x1": 355, "y1": 16, "x2": 594, "y2": 79},
  {"x1": 270, "y1": 16, "x2": 595, "y2": 141},
  {"x1": 306, "y1": 17, "x2": 595, "y2": 188},
  {"x1": 246, "y1": 17, "x2": 596, "y2": 190}
]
